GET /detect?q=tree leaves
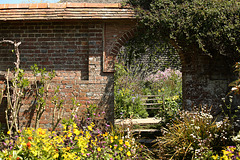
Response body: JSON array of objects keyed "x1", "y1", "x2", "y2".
[{"x1": 127, "y1": 0, "x2": 240, "y2": 58}]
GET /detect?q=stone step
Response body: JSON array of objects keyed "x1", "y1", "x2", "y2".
[{"x1": 115, "y1": 118, "x2": 162, "y2": 125}]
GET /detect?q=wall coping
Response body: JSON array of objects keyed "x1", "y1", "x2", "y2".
[{"x1": 0, "y1": 3, "x2": 135, "y2": 20}]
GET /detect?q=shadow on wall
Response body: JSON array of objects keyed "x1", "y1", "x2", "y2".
[
  {"x1": 0, "y1": 20, "x2": 107, "y2": 129},
  {"x1": 98, "y1": 71, "x2": 114, "y2": 125}
]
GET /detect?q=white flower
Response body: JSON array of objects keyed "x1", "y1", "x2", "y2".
[
  {"x1": 232, "y1": 87, "x2": 238, "y2": 91},
  {"x1": 195, "y1": 126, "x2": 200, "y2": 130},
  {"x1": 216, "y1": 121, "x2": 223, "y2": 128}
]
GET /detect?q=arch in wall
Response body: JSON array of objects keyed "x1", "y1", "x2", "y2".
[
  {"x1": 103, "y1": 27, "x2": 187, "y2": 73},
  {"x1": 105, "y1": 27, "x2": 187, "y2": 116}
]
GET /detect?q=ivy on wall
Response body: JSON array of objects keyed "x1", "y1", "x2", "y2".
[{"x1": 125, "y1": 0, "x2": 240, "y2": 59}]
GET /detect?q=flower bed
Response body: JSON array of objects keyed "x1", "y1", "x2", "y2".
[{"x1": 0, "y1": 115, "x2": 150, "y2": 160}]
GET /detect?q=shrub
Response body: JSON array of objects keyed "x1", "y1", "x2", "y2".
[
  {"x1": 145, "y1": 68, "x2": 182, "y2": 97},
  {"x1": 114, "y1": 88, "x2": 148, "y2": 119},
  {"x1": 114, "y1": 63, "x2": 148, "y2": 119},
  {"x1": 155, "y1": 106, "x2": 232, "y2": 160}
]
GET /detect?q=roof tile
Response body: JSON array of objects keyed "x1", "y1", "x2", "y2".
[
  {"x1": 66, "y1": 3, "x2": 86, "y2": 8},
  {"x1": 0, "y1": 4, "x2": 5, "y2": 9},
  {"x1": 0, "y1": 3, "x2": 135, "y2": 21},
  {"x1": 48, "y1": 3, "x2": 67, "y2": 9},
  {"x1": 17, "y1": 3, "x2": 29, "y2": 9},
  {"x1": 29, "y1": 3, "x2": 38, "y2": 9},
  {"x1": 37, "y1": 3, "x2": 48, "y2": 9},
  {"x1": 8, "y1": 4, "x2": 19, "y2": 8}
]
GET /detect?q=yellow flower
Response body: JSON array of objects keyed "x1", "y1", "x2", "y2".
[
  {"x1": 86, "y1": 131, "x2": 91, "y2": 139},
  {"x1": 27, "y1": 128, "x2": 32, "y2": 135},
  {"x1": 80, "y1": 130, "x2": 84, "y2": 134},
  {"x1": 73, "y1": 129, "x2": 80, "y2": 136},
  {"x1": 114, "y1": 136, "x2": 118, "y2": 140},
  {"x1": 119, "y1": 139, "x2": 123, "y2": 145},
  {"x1": 67, "y1": 131, "x2": 73, "y2": 137},
  {"x1": 125, "y1": 141, "x2": 130, "y2": 147},
  {"x1": 222, "y1": 150, "x2": 231, "y2": 155},
  {"x1": 97, "y1": 147, "x2": 101, "y2": 152},
  {"x1": 103, "y1": 132, "x2": 108, "y2": 137},
  {"x1": 7, "y1": 131, "x2": 10, "y2": 135},
  {"x1": 73, "y1": 123, "x2": 77, "y2": 129},
  {"x1": 127, "y1": 151, "x2": 131, "y2": 156},
  {"x1": 66, "y1": 147, "x2": 70, "y2": 151},
  {"x1": 119, "y1": 147, "x2": 123, "y2": 151},
  {"x1": 110, "y1": 136, "x2": 114, "y2": 143},
  {"x1": 228, "y1": 146, "x2": 236, "y2": 152},
  {"x1": 87, "y1": 126, "x2": 93, "y2": 131},
  {"x1": 53, "y1": 153, "x2": 59, "y2": 159},
  {"x1": 212, "y1": 155, "x2": 219, "y2": 160}
]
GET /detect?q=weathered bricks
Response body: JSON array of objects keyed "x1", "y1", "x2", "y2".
[{"x1": 0, "y1": 19, "x2": 136, "y2": 129}]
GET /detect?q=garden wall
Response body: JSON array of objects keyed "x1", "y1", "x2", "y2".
[
  {"x1": 0, "y1": 19, "x2": 136, "y2": 129},
  {"x1": 181, "y1": 49, "x2": 238, "y2": 113}
]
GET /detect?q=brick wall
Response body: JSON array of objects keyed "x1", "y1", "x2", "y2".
[
  {"x1": 0, "y1": 20, "x2": 135, "y2": 129},
  {"x1": 181, "y1": 48, "x2": 238, "y2": 112}
]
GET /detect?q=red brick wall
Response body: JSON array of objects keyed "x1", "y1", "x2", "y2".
[{"x1": 0, "y1": 20, "x2": 136, "y2": 129}]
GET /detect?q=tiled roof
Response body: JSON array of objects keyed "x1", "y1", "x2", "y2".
[{"x1": 0, "y1": 3, "x2": 135, "y2": 20}]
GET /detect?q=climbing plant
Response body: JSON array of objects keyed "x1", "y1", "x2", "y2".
[{"x1": 125, "y1": 0, "x2": 240, "y2": 59}]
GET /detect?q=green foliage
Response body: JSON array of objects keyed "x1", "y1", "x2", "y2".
[
  {"x1": 30, "y1": 64, "x2": 56, "y2": 129},
  {"x1": 114, "y1": 88, "x2": 148, "y2": 119},
  {"x1": 229, "y1": 62, "x2": 240, "y2": 95},
  {"x1": 144, "y1": 68, "x2": 182, "y2": 97},
  {"x1": 144, "y1": 68, "x2": 182, "y2": 119},
  {"x1": 126, "y1": 0, "x2": 240, "y2": 58},
  {"x1": 155, "y1": 106, "x2": 232, "y2": 159},
  {"x1": 114, "y1": 62, "x2": 182, "y2": 119},
  {"x1": 114, "y1": 63, "x2": 149, "y2": 119}
]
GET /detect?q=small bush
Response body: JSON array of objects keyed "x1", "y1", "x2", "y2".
[
  {"x1": 155, "y1": 106, "x2": 232, "y2": 160},
  {"x1": 145, "y1": 68, "x2": 182, "y2": 98},
  {"x1": 114, "y1": 88, "x2": 148, "y2": 119},
  {"x1": 114, "y1": 63, "x2": 148, "y2": 119}
]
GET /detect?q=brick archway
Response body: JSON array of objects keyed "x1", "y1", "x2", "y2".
[{"x1": 108, "y1": 28, "x2": 136, "y2": 56}]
